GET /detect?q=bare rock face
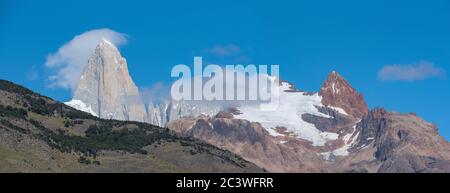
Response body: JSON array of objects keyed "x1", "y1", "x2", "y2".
[
  {"x1": 67, "y1": 39, "x2": 147, "y2": 122},
  {"x1": 302, "y1": 106, "x2": 355, "y2": 133},
  {"x1": 339, "y1": 108, "x2": 450, "y2": 173},
  {"x1": 352, "y1": 108, "x2": 387, "y2": 151},
  {"x1": 319, "y1": 71, "x2": 368, "y2": 118},
  {"x1": 372, "y1": 111, "x2": 450, "y2": 172}
]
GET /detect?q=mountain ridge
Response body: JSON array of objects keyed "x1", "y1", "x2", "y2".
[{"x1": 164, "y1": 73, "x2": 450, "y2": 172}]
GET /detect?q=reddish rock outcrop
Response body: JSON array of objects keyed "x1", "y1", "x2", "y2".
[{"x1": 319, "y1": 71, "x2": 368, "y2": 118}]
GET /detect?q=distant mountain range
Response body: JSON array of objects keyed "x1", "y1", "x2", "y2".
[{"x1": 2, "y1": 39, "x2": 450, "y2": 172}]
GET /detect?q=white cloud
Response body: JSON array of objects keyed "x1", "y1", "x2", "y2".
[
  {"x1": 45, "y1": 28, "x2": 128, "y2": 91},
  {"x1": 378, "y1": 61, "x2": 446, "y2": 81}
]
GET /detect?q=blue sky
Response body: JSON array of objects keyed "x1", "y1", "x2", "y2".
[{"x1": 0, "y1": 0, "x2": 449, "y2": 139}]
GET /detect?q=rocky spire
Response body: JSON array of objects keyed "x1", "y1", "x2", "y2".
[
  {"x1": 66, "y1": 38, "x2": 147, "y2": 122},
  {"x1": 319, "y1": 71, "x2": 368, "y2": 118}
]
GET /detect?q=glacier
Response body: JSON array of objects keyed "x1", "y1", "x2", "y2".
[{"x1": 235, "y1": 81, "x2": 339, "y2": 146}]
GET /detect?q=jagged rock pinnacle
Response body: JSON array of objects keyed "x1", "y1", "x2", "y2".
[
  {"x1": 67, "y1": 38, "x2": 147, "y2": 122},
  {"x1": 319, "y1": 71, "x2": 368, "y2": 118}
]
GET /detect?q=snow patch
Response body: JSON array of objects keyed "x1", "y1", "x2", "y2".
[
  {"x1": 321, "y1": 122, "x2": 361, "y2": 160},
  {"x1": 65, "y1": 99, "x2": 98, "y2": 117},
  {"x1": 328, "y1": 106, "x2": 349, "y2": 116},
  {"x1": 100, "y1": 38, "x2": 114, "y2": 46}
]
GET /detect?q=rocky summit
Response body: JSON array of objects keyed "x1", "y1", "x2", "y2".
[
  {"x1": 319, "y1": 71, "x2": 368, "y2": 118},
  {"x1": 66, "y1": 39, "x2": 147, "y2": 122}
]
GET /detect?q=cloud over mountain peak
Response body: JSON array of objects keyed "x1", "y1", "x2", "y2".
[{"x1": 45, "y1": 28, "x2": 128, "y2": 91}]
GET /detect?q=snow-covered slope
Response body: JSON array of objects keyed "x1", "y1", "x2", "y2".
[
  {"x1": 235, "y1": 81, "x2": 339, "y2": 146},
  {"x1": 327, "y1": 106, "x2": 349, "y2": 116},
  {"x1": 65, "y1": 99, "x2": 98, "y2": 116},
  {"x1": 320, "y1": 123, "x2": 360, "y2": 160}
]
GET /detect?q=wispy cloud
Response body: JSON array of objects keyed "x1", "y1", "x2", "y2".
[
  {"x1": 139, "y1": 81, "x2": 171, "y2": 104},
  {"x1": 378, "y1": 61, "x2": 446, "y2": 81},
  {"x1": 26, "y1": 65, "x2": 39, "y2": 81},
  {"x1": 44, "y1": 28, "x2": 128, "y2": 91},
  {"x1": 206, "y1": 44, "x2": 242, "y2": 57},
  {"x1": 200, "y1": 44, "x2": 253, "y2": 64}
]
